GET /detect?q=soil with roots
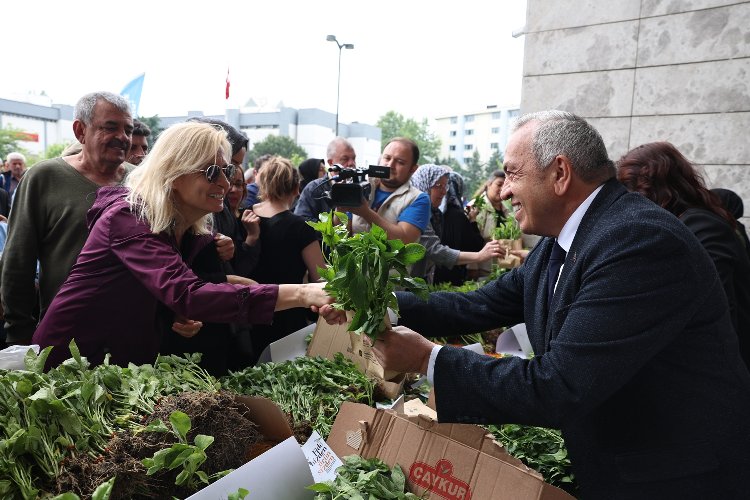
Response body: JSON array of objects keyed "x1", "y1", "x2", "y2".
[{"x1": 55, "y1": 390, "x2": 264, "y2": 499}]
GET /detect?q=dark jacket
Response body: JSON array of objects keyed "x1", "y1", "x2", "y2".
[
  {"x1": 680, "y1": 207, "x2": 750, "y2": 367},
  {"x1": 32, "y1": 186, "x2": 278, "y2": 369},
  {"x1": 397, "y1": 179, "x2": 750, "y2": 498}
]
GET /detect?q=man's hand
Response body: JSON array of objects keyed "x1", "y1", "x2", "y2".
[
  {"x1": 241, "y1": 210, "x2": 261, "y2": 246},
  {"x1": 371, "y1": 326, "x2": 436, "y2": 375},
  {"x1": 215, "y1": 233, "x2": 235, "y2": 261},
  {"x1": 172, "y1": 316, "x2": 203, "y2": 338}
]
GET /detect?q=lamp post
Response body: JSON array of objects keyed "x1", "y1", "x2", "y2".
[{"x1": 327, "y1": 34, "x2": 354, "y2": 136}]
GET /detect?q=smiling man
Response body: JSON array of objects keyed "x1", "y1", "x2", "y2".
[
  {"x1": 356, "y1": 110, "x2": 750, "y2": 497},
  {"x1": 349, "y1": 137, "x2": 431, "y2": 244},
  {"x1": 0, "y1": 91, "x2": 133, "y2": 345}
]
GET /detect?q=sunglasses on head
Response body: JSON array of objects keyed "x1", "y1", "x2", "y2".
[{"x1": 197, "y1": 164, "x2": 236, "y2": 183}]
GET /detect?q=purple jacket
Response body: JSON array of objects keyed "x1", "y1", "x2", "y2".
[{"x1": 32, "y1": 186, "x2": 278, "y2": 368}]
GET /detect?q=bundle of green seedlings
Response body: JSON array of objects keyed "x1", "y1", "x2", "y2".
[
  {"x1": 493, "y1": 218, "x2": 522, "y2": 240},
  {"x1": 308, "y1": 455, "x2": 421, "y2": 499},
  {"x1": 308, "y1": 211, "x2": 429, "y2": 342},
  {"x1": 221, "y1": 354, "x2": 375, "y2": 439}
]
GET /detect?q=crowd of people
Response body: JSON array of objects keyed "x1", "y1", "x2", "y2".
[{"x1": 1, "y1": 92, "x2": 750, "y2": 496}]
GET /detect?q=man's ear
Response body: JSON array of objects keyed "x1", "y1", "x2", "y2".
[
  {"x1": 72, "y1": 120, "x2": 86, "y2": 143},
  {"x1": 552, "y1": 155, "x2": 573, "y2": 196}
]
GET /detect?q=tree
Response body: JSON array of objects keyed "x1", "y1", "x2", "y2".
[
  {"x1": 137, "y1": 115, "x2": 164, "y2": 142},
  {"x1": 0, "y1": 127, "x2": 24, "y2": 160},
  {"x1": 247, "y1": 135, "x2": 307, "y2": 167},
  {"x1": 376, "y1": 111, "x2": 441, "y2": 164},
  {"x1": 460, "y1": 150, "x2": 496, "y2": 198}
]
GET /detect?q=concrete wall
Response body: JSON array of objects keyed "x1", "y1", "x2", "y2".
[{"x1": 521, "y1": 0, "x2": 750, "y2": 213}]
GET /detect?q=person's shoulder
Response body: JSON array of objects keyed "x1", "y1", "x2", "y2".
[{"x1": 23, "y1": 157, "x2": 69, "y2": 176}]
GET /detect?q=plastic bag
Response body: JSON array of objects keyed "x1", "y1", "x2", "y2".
[{"x1": 0, "y1": 344, "x2": 40, "y2": 370}]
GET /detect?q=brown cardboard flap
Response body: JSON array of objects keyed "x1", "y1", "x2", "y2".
[
  {"x1": 327, "y1": 402, "x2": 574, "y2": 500},
  {"x1": 235, "y1": 396, "x2": 293, "y2": 442}
]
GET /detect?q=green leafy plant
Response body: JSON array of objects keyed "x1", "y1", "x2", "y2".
[
  {"x1": 221, "y1": 354, "x2": 374, "y2": 438},
  {"x1": 486, "y1": 424, "x2": 577, "y2": 494},
  {"x1": 141, "y1": 410, "x2": 218, "y2": 488},
  {"x1": 228, "y1": 487, "x2": 250, "y2": 500},
  {"x1": 308, "y1": 211, "x2": 429, "y2": 341},
  {"x1": 308, "y1": 455, "x2": 422, "y2": 499},
  {"x1": 493, "y1": 218, "x2": 522, "y2": 240}
]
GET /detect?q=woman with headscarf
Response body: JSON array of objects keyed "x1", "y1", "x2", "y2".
[
  {"x1": 617, "y1": 142, "x2": 750, "y2": 368},
  {"x1": 408, "y1": 164, "x2": 502, "y2": 284},
  {"x1": 433, "y1": 172, "x2": 486, "y2": 285}
]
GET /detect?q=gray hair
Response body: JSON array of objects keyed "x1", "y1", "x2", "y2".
[
  {"x1": 326, "y1": 137, "x2": 354, "y2": 160},
  {"x1": 513, "y1": 110, "x2": 614, "y2": 183},
  {"x1": 6, "y1": 152, "x2": 26, "y2": 163},
  {"x1": 74, "y1": 91, "x2": 131, "y2": 125}
]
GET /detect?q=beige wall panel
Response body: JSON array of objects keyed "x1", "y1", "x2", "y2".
[
  {"x1": 526, "y1": 0, "x2": 640, "y2": 31},
  {"x1": 633, "y1": 59, "x2": 750, "y2": 115},
  {"x1": 628, "y1": 113, "x2": 750, "y2": 165},
  {"x1": 585, "y1": 116, "x2": 633, "y2": 160},
  {"x1": 637, "y1": 3, "x2": 750, "y2": 66},
  {"x1": 524, "y1": 21, "x2": 639, "y2": 75},
  {"x1": 641, "y1": 0, "x2": 740, "y2": 17},
  {"x1": 522, "y1": 70, "x2": 635, "y2": 117}
]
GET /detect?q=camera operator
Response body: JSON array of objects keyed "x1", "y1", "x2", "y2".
[
  {"x1": 294, "y1": 137, "x2": 357, "y2": 223},
  {"x1": 349, "y1": 137, "x2": 431, "y2": 245}
]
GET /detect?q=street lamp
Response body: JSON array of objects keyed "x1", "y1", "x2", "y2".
[{"x1": 327, "y1": 34, "x2": 354, "y2": 136}]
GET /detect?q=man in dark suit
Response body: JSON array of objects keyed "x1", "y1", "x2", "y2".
[{"x1": 353, "y1": 111, "x2": 750, "y2": 498}]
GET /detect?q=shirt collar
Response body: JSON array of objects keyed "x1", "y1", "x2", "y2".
[{"x1": 556, "y1": 184, "x2": 604, "y2": 252}]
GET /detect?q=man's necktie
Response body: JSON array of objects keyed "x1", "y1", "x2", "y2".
[{"x1": 547, "y1": 241, "x2": 567, "y2": 307}]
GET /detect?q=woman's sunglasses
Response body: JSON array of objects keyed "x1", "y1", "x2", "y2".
[{"x1": 197, "y1": 164, "x2": 237, "y2": 183}]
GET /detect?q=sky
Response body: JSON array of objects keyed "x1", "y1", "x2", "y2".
[{"x1": 1, "y1": 0, "x2": 527, "y2": 126}]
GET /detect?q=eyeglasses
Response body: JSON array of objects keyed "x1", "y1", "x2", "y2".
[{"x1": 197, "y1": 164, "x2": 236, "y2": 183}]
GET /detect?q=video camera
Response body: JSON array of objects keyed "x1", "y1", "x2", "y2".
[{"x1": 324, "y1": 164, "x2": 391, "y2": 207}]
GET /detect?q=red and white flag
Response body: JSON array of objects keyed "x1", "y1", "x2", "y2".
[{"x1": 225, "y1": 67, "x2": 230, "y2": 100}]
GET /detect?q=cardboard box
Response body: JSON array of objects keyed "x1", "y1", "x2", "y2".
[
  {"x1": 327, "y1": 402, "x2": 574, "y2": 500},
  {"x1": 307, "y1": 315, "x2": 406, "y2": 400},
  {"x1": 188, "y1": 396, "x2": 315, "y2": 500}
]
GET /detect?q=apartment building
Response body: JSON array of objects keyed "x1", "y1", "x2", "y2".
[{"x1": 434, "y1": 105, "x2": 520, "y2": 166}]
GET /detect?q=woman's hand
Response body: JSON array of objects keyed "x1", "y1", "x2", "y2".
[
  {"x1": 215, "y1": 233, "x2": 235, "y2": 261},
  {"x1": 172, "y1": 316, "x2": 203, "y2": 338},
  {"x1": 477, "y1": 239, "x2": 504, "y2": 262},
  {"x1": 275, "y1": 282, "x2": 334, "y2": 311},
  {"x1": 313, "y1": 303, "x2": 347, "y2": 325},
  {"x1": 241, "y1": 210, "x2": 261, "y2": 246},
  {"x1": 227, "y1": 275, "x2": 258, "y2": 286}
]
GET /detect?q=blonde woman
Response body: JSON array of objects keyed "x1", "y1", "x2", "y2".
[
  {"x1": 32, "y1": 122, "x2": 331, "y2": 369},
  {"x1": 248, "y1": 155, "x2": 326, "y2": 362}
]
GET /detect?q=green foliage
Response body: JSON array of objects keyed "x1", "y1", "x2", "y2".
[
  {"x1": 0, "y1": 341, "x2": 219, "y2": 499},
  {"x1": 308, "y1": 211, "x2": 429, "y2": 341},
  {"x1": 493, "y1": 218, "x2": 521, "y2": 240},
  {"x1": 0, "y1": 127, "x2": 25, "y2": 160},
  {"x1": 42, "y1": 143, "x2": 72, "y2": 160},
  {"x1": 228, "y1": 487, "x2": 250, "y2": 500},
  {"x1": 247, "y1": 135, "x2": 307, "y2": 166},
  {"x1": 221, "y1": 353, "x2": 374, "y2": 437},
  {"x1": 486, "y1": 424, "x2": 577, "y2": 495},
  {"x1": 377, "y1": 111, "x2": 441, "y2": 164},
  {"x1": 308, "y1": 455, "x2": 420, "y2": 499},
  {"x1": 460, "y1": 150, "x2": 495, "y2": 199},
  {"x1": 137, "y1": 115, "x2": 164, "y2": 142},
  {"x1": 141, "y1": 410, "x2": 217, "y2": 488}
]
